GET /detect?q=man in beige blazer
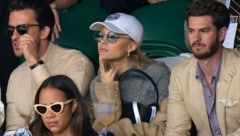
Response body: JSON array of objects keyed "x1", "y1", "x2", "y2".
[{"x1": 166, "y1": 0, "x2": 240, "y2": 136}]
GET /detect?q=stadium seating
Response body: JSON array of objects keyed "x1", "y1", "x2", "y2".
[{"x1": 54, "y1": 0, "x2": 192, "y2": 70}]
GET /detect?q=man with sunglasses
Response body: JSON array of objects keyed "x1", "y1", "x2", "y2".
[{"x1": 4, "y1": 0, "x2": 94, "y2": 135}]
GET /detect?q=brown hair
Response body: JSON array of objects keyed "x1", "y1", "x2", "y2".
[
  {"x1": 185, "y1": 0, "x2": 229, "y2": 31},
  {"x1": 129, "y1": 46, "x2": 156, "y2": 69}
]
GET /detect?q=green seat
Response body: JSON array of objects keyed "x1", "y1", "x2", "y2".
[
  {"x1": 132, "y1": 0, "x2": 192, "y2": 57},
  {"x1": 141, "y1": 40, "x2": 184, "y2": 58},
  {"x1": 54, "y1": 0, "x2": 192, "y2": 70},
  {"x1": 54, "y1": 2, "x2": 108, "y2": 70}
]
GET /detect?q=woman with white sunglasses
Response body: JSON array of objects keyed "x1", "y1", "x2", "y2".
[
  {"x1": 30, "y1": 75, "x2": 97, "y2": 136},
  {"x1": 89, "y1": 12, "x2": 170, "y2": 136}
]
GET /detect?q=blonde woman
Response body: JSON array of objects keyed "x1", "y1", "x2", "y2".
[{"x1": 89, "y1": 12, "x2": 170, "y2": 136}]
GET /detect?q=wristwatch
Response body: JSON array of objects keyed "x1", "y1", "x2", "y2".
[{"x1": 29, "y1": 60, "x2": 44, "y2": 70}]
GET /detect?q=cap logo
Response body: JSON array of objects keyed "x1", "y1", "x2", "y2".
[{"x1": 106, "y1": 13, "x2": 121, "y2": 21}]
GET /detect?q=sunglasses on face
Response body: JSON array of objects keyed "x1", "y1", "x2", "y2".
[
  {"x1": 94, "y1": 31, "x2": 131, "y2": 43},
  {"x1": 6, "y1": 24, "x2": 40, "y2": 36},
  {"x1": 34, "y1": 99, "x2": 74, "y2": 115}
]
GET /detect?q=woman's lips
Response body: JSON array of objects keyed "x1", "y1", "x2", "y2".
[
  {"x1": 47, "y1": 121, "x2": 58, "y2": 127},
  {"x1": 99, "y1": 47, "x2": 109, "y2": 54}
]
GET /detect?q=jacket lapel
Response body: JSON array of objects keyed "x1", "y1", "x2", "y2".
[
  {"x1": 187, "y1": 59, "x2": 211, "y2": 132},
  {"x1": 216, "y1": 49, "x2": 236, "y2": 135}
]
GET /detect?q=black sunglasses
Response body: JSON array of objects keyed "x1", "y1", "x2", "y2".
[
  {"x1": 94, "y1": 31, "x2": 131, "y2": 43},
  {"x1": 6, "y1": 24, "x2": 40, "y2": 36}
]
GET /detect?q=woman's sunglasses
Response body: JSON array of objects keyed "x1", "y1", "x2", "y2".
[
  {"x1": 33, "y1": 99, "x2": 74, "y2": 115},
  {"x1": 6, "y1": 24, "x2": 40, "y2": 36},
  {"x1": 94, "y1": 31, "x2": 131, "y2": 43}
]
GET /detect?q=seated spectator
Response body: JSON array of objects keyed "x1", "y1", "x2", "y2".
[
  {"x1": 89, "y1": 12, "x2": 170, "y2": 135},
  {"x1": 30, "y1": 75, "x2": 97, "y2": 136},
  {"x1": 4, "y1": 0, "x2": 94, "y2": 135},
  {"x1": 166, "y1": 0, "x2": 240, "y2": 135},
  {"x1": 0, "y1": 0, "x2": 79, "y2": 105},
  {"x1": 100, "y1": 0, "x2": 167, "y2": 14}
]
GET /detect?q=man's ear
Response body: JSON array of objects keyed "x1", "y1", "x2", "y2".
[
  {"x1": 40, "y1": 26, "x2": 51, "y2": 40},
  {"x1": 219, "y1": 26, "x2": 227, "y2": 43}
]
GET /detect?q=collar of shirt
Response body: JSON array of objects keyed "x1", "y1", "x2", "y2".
[{"x1": 195, "y1": 58, "x2": 222, "y2": 83}]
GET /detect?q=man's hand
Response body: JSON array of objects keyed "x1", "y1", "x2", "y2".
[{"x1": 18, "y1": 34, "x2": 39, "y2": 65}]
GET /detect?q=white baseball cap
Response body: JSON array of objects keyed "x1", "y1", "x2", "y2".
[{"x1": 89, "y1": 12, "x2": 144, "y2": 45}]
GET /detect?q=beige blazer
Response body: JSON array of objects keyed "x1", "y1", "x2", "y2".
[{"x1": 166, "y1": 48, "x2": 240, "y2": 136}]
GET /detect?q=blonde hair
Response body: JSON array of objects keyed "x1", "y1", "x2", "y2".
[{"x1": 129, "y1": 46, "x2": 156, "y2": 69}]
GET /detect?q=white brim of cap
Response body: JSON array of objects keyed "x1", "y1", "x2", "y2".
[{"x1": 89, "y1": 22, "x2": 126, "y2": 34}]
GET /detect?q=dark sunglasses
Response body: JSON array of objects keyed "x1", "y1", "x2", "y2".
[
  {"x1": 94, "y1": 31, "x2": 131, "y2": 43},
  {"x1": 33, "y1": 99, "x2": 74, "y2": 115},
  {"x1": 6, "y1": 24, "x2": 40, "y2": 36}
]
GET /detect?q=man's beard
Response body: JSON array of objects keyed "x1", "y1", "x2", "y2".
[{"x1": 189, "y1": 38, "x2": 219, "y2": 60}]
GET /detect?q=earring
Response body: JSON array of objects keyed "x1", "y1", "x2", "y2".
[{"x1": 127, "y1": 52, "x2": 130, "y2": 57}]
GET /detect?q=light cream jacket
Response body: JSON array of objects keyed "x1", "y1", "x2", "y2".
[
  {"x1": 92, "y1": 82, "x2": 167, "y2": 136},
  {"x1": 166, "y1": 48, "x2": 240, "y2": 136},
  {"x1": 6, "y1": 43, "x2": 95, "y2": 131}
]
